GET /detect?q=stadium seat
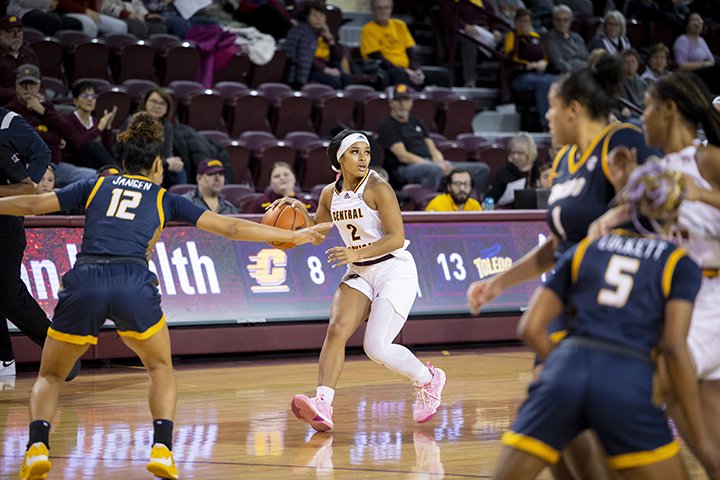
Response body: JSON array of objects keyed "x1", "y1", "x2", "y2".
[
  {"x1": 199, "y1": 130, "x2": 230, "y2": 144},
  {"x1": 225, "y1": 90, "x2": 271, "y2": 136},
  {"x1": 238, "y1": 192, "x2": 266, "y2": 213},
  {"x1": 259, "y1": 85, "x2": 313, "y2": 137},
  {"x1": 213, "y1": 51, "x2": 252, "y2": 85},
  {"x1": 251, "y1": 140, "x2": 297, "y2": 190},
  {"x1": 95, "y1": 87, "x2": 131, "y2": 129},
  {"x1": 30, "y1": 37, "x2": 64, "y2": 80},
  {"x1": 63, "y1": 38, "x2": 111, "y2": 84},
  {"x1": 225, "y1": 140, "x2": 253, "y2": 186},
  {"x1": 311, "y1": 91, "x2": 354, "y2": 137},
  {"x1": 182, "y1": 89, "x2": 225, "y2": 132},
  {"x1": 42, "y1": 76, "x2": 68, "y2": 102},
  {"x1": 121, "y1": 78, "x2": 159, "y2": 111},
  {"x1": 239, "y1": 130, "x2": 277, "y2": 152},
  {"x1": 477, "y1": 146, "x2": 508, "y2": 181},
  {"x1": 249, "y1": 49, "x2": 287, "y2": 88},
  {"x1": 214, "y1": 81, "x2": 249, "y2": 101},
  {"x1": 109, "y1": 39, "x2": 155, "y2": 84},
  {"x1": 168, "y1": 184, "x2": 196, "y2": 195},
  {"x1": 296, "y1": 140, "x2": 335, "y2": 191},
  {"x1": 437, "y1": 142, "x2": 468, "y2": 163},
  {"x1": 426, "y1": 88, "x2": 474, "y2": 139},
  {"x1": 151, "y1": 35, "x2": 200, "y2": 86},
  {"x1": 410, "y1": 94, "x2": 438, "y2": 133},
  {"x1": 357, "y1": 93, "x2": 390, "y2": 132},
  {"x1": 401, "y1": 183, "x2": 436, "y2": 211},
  {"x1": 456, "y1": 134, "x2": 490, "y2": 161},
  {"x1": 283, "y1": 131, "x2": 320, "y2": 150},
  {"x1": 221, "y1": 184, "x2": 255, "y2": 208},
  {"x1": 22, "y1": 27, "x2": 44, "y2": 45},
  {"x1": 300, "y1": 83, "x2": 335, "y2": 101},
  {"x1": 74, "y1": 77, "x2": 112, "y2": 91}
]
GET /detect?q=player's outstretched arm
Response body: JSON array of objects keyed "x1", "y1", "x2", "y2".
[
  {"x1": 467, "y1": 237, "x2": 557, "y2": 315},
  {"x1": 516, "y1": 287, "x2": 563, "y2": 360},
  {"x1": 0, "y1": 191, "x2": 61, "y2": 216},
  {"x1": 196, "y1": 211, "x2": 332, "y2": 246}
]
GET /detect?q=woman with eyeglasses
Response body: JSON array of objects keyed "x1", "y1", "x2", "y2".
[{"x1": 587, "y1": 10, "x2": 631, "y2": 55}]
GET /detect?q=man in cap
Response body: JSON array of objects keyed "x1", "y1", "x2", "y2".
[
  {"x1": 5, "y1": 64, "x2": 97, "y2": 186},
  {"x1": 377, "y1": 84, "x2": 490, "y2": 192},
  {"x1": 0, "y1": 15, "x2": 39, "y2": 104},
  {"x1": 182, "y1": 159, "x2": 238, "y2": 214}
]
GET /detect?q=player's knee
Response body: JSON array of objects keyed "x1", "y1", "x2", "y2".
[
  {"x1": 325, "y1": 318, "x2": 355, "y2": 343},
  {"x1": 363, "y1": 339, "x2": 386, "y2": 365}
]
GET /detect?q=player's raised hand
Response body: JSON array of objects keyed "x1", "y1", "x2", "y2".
[
  {"x1": 267, "y1": 196, "x2": 304, "y2": 211},
  {"x1": 293, "y1": 222, "x2": 332, "y2": 245},
  {"x1": 467, "y1": 279, "x2": 501, "y2": 316},
  {"x1": 607, "y1": 146, "x2": 639, "y2": 192},
  {"x1": 325, "y1": 246, "x2": 360, "y2": 268}
]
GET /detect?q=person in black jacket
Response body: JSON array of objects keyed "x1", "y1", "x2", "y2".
[{"x1": 0, "y1": 108, "x2": 79, "y2": 381}]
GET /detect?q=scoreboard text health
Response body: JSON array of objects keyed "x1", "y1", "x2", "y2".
[{"x1": 21, "y1": 220, "x2": 550, "y2": 325}]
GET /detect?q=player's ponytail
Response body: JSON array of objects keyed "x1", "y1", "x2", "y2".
[
  {"x1": 553, "y1": 53, "x2": 624, "y2": 121},
  {"x1": 115, "y1": 112, "x2": 164, "y2": 174},
  {"x1": 620, "y1": 160, "x2": 685, "y2": 235},
  {"x1": 647, "y1": 71, "x2": 720, "y2": 147}
]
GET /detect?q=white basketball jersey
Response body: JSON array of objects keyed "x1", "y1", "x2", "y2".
[
  {"x1": 331, "y1": 171, "x2": 408, "y2": 261},
  {"x1": 660, "y1": 145, "x2": 720, "y2": 268}
]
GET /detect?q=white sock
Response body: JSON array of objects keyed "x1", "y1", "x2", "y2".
[
  {"x1": 413, "y1": 366, "x2": 433, "y2": 387},
  {"x1": 316, "y1": 386, "x2": 335, "y2": 405}
]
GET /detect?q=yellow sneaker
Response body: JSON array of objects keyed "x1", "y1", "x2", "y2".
[
  {"x1": 18, "y1": 442, "x2": 51, "y2": 480},
  {"x1": 146, "y1": 443, "x2": 179, "y2": 480}
]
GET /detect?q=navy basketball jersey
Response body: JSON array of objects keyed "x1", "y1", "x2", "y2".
[
  {"x1": 546, "y1": 230, "x2": 701, "y2": 356},
  {"x1": 547, "y1": 123, "x2": 659, "y2": 255},
  {"x1": 55, "y1": 175, "x2": 205, "y2": 259}
]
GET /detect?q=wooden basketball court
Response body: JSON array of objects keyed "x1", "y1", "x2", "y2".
[{"x1": 0, "y1": 348, "x2": 707, "y2": 479}]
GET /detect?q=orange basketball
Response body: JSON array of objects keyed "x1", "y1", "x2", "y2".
[{"x1": 261, "y1": 203, "x2": 307, "y2": 250}]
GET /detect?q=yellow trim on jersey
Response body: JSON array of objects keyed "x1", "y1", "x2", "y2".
[
  {"x1": 549, "y1": 144, "x2": 572, "y2": 187},
  {"x1": 502, "y1": 431, "x2": 560, "y2": 464},
  {"x1": 662, "y1": 248, "x2": 688, "y2": 298},
  {"x1": 47, "y1": 327, "x2": 98, "y2": 345},
  {"x1": 117, "y1": 315, "x2": 166, "y2": 340},
  {"x1": 353, "y1": 170, "x2": 370, "y2": 193},
  {"x1": 600, "y1": 123, "x2": 642, "y2": 182},
  {"x1": 549, "y1": 330, "x2": 567, "y2": 344},
  {"x1": 146, "y1": 188, "x2": 166, "y2": 259},
  {"x1": 124, "y1": 174, "x2": 154, "y2": 182},
  {"x1": 568, "y1": 123, "x2": 616, "y2": 175},
  {"x1": 608, "y1": 440, "x2": 679, "y2": 470},
  {"x1": 85, "y1": 177, "x2": 105, "y2": 210},
  {"x1": 571, "y1": 237, "x2": 592, "y2": 284}
]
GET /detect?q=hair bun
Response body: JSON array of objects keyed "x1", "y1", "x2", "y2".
[
  {"x1": 117, "y1": 112, "x2": 164, "y2": 144},
  {"x1": 591, "y1": 54, "x2": 624, "y2": 100}
]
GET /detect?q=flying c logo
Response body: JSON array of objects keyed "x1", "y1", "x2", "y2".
[{"x1": 247, "y1": 249, "x2": 290, "y2": 293}]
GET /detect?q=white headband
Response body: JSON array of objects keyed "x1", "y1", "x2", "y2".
[{"x1": 336, "y1": 133, "x2": 370, "y2": 161}]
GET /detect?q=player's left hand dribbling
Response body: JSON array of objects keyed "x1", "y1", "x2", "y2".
[{"x1": 326, "y1": 246, "x2": 359, "y2": 268}]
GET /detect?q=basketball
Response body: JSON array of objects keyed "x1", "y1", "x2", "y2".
[{"x1": 261, "y1": 203, "x2": 307, "y2": 250}]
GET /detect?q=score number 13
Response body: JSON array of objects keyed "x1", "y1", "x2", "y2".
[{"x1": 437, "y1": 253, "x2": 467, "y2": 281}]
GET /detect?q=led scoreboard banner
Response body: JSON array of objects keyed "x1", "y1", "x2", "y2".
[{"x1": 18, "y1": 213, "x2": 550, "y2": 327}]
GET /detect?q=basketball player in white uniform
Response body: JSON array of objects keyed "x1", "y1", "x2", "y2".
[
  {"x1": 285, "y1": 130, "x2": 447, "y2": 432},
  {"x1": 590, "y1": 71, "x2": 720, "y2": 476}
]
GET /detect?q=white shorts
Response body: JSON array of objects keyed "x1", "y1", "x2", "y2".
[
  {"x1": 688, "y1": 276, "x2": 720, "y2": 381},
  {"x1": 341, "y1": 250, "x2": 419, "y2": 319}
]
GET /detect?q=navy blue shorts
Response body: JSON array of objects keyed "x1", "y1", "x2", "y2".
[
  {"x1": 48, "y1": 261, "x2": 165, "y2": 345},
  {"x1": 504, "y1": 339, "x2": 678, "y2": 469}
]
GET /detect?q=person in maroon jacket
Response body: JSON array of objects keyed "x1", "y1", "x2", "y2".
[
  {"x1": 4, "y1": 64, "x2": 97, "y2": 186},
  {"x1": 439, "y1": 0, "x2": 507, "y2": 88},
  {"x1": 60, "y1": 80, "x2": 117, "y2": 170},
  {"x1": 0, "y1": 15, "x2": 39, "y2": 104}
]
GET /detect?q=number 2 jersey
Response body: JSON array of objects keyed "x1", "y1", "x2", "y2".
[
  {"x1": 330, "y1": 170, "x2": 410, "y2": 261},
  {"x1": 546, "y1": 230, "x2": 701, "y2": 356},
  {"x1": 55, "y1": 174, "x2": 206, "y2": 260},
  {"x1": 547, "y1": 123, "x2": 660, "y2": 255}
]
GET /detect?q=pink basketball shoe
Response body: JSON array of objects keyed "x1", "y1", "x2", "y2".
[
  {"x1": 413, "y1": 363, "x2": 446, "y2": 423},
  {"x1": 291, "y1": 394, "x2": 334, "y2": 432}
]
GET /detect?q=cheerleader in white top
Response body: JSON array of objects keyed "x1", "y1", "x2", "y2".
[
  {"x1": 288, "y1": 130, "x2": 446, "y2": 432},
  {"x1": 592, "y1": 71, "x2": 720, "y2": 477}
]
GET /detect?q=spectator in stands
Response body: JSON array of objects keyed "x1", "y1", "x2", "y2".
[
  {"x1": 182, "y1": 159, "x2": 238, "y2": 214},
  {"x1": 101, "y1": 0, "x2": 167, "y2": 38},
  {"x1": 57, "y1": 0, "x2": 128, "y2": 36},
  {"x1": 523, "y1": 0, "x2": 553, "y2": 28},
  {"x1": 658, "y1": 0, "x2": 692, "y2": 31},
  {"x1": 613, "y1": 48, "x2": 645, "y2": 121},
  {"x1": 251, "y1": 161, "x2": 315, "y2": 213},
  {"x1": 5, "y1": 64, "x2": 97, "y2": 186},
  {"x1": 625, "y1": 0, "x2": 661, "y2": 23},
  {"x1": 489, "y1": 0, "x2": 525, "y2": 29},
  {"x1": 531, "y1": 160, "x2": 551, "y2": 189},
  {"x1": 283, "y1": 0, "x2": 351, "y2": 90},
  {"x1": 543, "y1": 4, "x2": 588, "y2": 74},
  {"x1": 36, "y1": 164, "x2": 56, "y2": 194},
  {"x1": 360, "y1": 0, "x2": 449, "y2": 87},
  {"x1": 587, "y1": 10, "x2": 631, "y2": 55},
  {"x1": 7, "y1": 0, "x2": 82, "y2": 35},
  {"x1": 61, "y1": 81, "x2": 117, "y2": 170},
  {"x1": 0, "y1": 15, "x2": 39, "y2": 104},
  {"x1": 439, "y1": 0, "x2": 505, "y2": 88},
  {"x1": 233, "y1": 0, "x2": 295, "y2": 40},
  {"x1": 503, "y1": 9, "x2": 555, "y2": 129},
  {"x1": 425, "y1": 168, "x2": 483, "y2": 212},
  {"x1": 140, "y1": 0, "x2": 200, "y2": 39},
  {"x1": 559, "y1": 0, "x2": 592, "y2": 15},
  {"x1": 640, "y1": 42, "x2": 669, "y2": 83},
  {"x1": 674, "y1": 12, "x2": 715, "y2": 72},
  {"x1": 134, "y1": 88, "x2": 187, "y2": 187},
  {"x1": 377, "y1": 83, "x2": 490, "y2": 192},
  {"x1": 487, "y1": 131, "x2": 537, "y2": 206}
]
